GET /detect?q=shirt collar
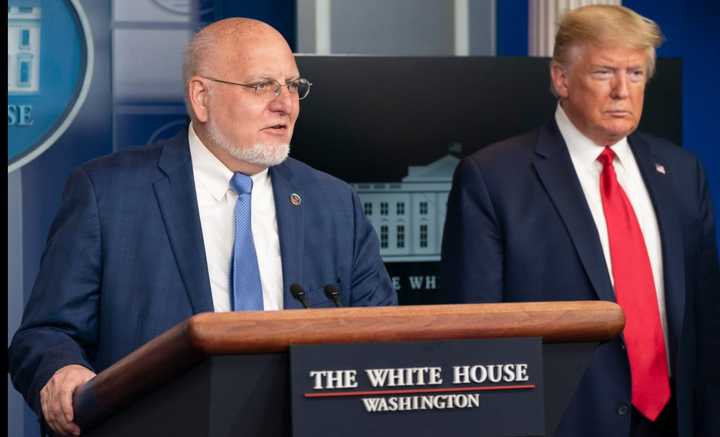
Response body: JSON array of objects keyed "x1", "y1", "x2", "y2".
[
  {"x1": 188, "y1": 123, "x2": 270, "y2": 201},
  {"x1": 555, "y1": 104, "x2": 631, "y2": 169}
]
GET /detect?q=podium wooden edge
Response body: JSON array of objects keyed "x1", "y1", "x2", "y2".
[{"x1": 75, "y1": 301, "x2": 623, "y2": 431}]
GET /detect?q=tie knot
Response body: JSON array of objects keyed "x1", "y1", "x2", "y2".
[
  {"x1": 230, "y1": 173, "x2": 253, "y2": 195},
  {"x1": 597, "y1": 147, "x2": 616, "y2": 168}
]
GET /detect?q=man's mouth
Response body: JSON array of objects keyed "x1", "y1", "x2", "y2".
[
  {"x1": 606, "y1": 110, "x2": 631, "y2": 117},
  {"x1": 262, "y1": 124, "x2": 288, "y2": 134}
]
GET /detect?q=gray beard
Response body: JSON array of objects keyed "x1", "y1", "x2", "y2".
[{"x1": 207, "y1": 118, "x2": 290, "y2": 167}]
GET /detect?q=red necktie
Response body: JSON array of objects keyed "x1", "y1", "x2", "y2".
[{"x1": 597, "y1": 147, "x2": 670, "y2": 421}]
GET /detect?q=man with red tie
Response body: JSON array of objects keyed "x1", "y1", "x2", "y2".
[{"x1": 441, "y1": 5, "x2": 719, "y2": 437}]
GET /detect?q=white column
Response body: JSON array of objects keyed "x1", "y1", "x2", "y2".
[
  {"x1": 296, "y1": 0, "x2": 331, "y2": 54},
  {"x1": 454, "y1": 0, "x2": 469, "y2": 56},
  {"x1": 528, "y1": 0, "x2": 621, "y2": 57},
  {"x1": 315, "y1": 0, "x2": 331, "y2": 54}
]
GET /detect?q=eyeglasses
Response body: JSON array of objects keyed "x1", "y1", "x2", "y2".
[{"x1": 202, "y1": 76, "x2": 312, "y2": 100}]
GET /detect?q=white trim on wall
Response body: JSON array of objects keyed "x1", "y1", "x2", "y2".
[
  {"x1": 454, "y1": 0, "x2": 469, "y2": 56},
  {"x1": 316, "y1": 0, "x2": 331, "y2": 54}
]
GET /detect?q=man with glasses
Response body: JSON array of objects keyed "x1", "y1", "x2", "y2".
[{"x1": 9, "y1": 18, "x2": 396, "y2": 436}]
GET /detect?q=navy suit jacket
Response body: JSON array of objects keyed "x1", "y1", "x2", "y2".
[
  {"x1": 441, "y1": 121, "x2": 719, "y2": 437},
  {"x1": 9, "y1": 131, "x2": 397, "y2": 415}
]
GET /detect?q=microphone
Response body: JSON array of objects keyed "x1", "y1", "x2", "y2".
[
  {"x1": 290, "y1": 283, "x2": 310, "y2": 308},
  {"x1": 323, "y1": 284, "x2": 343, "y2": 307}
]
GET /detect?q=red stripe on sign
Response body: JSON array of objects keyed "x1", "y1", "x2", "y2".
[{"x1": 304, "y1": 384, "x2": 536, "y2": 398}]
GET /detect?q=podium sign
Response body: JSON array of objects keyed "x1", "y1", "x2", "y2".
[{"x1": 291, "y1": 338, "x2": 545, "y2": 437}]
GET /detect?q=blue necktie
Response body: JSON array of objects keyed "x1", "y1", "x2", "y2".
[{"x1": 230, "y1": 173, "x2": 264, "y2": 311}]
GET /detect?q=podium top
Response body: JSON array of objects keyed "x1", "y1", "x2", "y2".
[
  {"x1": 75, "y1": 301, "x2": 623, "y2": 430},
  {"x1": 187, "y1": 300, "x2": 623, "y2": 352}
]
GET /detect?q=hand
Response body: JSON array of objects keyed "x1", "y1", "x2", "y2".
[{"x1": 40, "y1": 364, "x2": 96, "y2": 436}]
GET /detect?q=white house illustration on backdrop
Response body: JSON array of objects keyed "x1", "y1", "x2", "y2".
[
  {"x1": 8, "y1": 4, "x2": 41, "y2": 94},
  {"x1": 353, "y1": 147, "x2": 461, "y2": 263}
]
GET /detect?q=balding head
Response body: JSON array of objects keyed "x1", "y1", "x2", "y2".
[
  {"x1": 182, "y1": 18, "x2": 301, "y2": 174},
  {"x1": 183, "y1": 18, "x2": 292, "y2": 86}
]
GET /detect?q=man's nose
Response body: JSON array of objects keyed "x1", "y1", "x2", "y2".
[
  {"x1": 611, "y1": 72, "x2": 630, "y2": 99},
  {"x1": 268, "y1": 85, "x2": 294, "y2": 113}
]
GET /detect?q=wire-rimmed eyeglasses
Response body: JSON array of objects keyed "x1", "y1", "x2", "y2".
[{"x1": 202, "y1": 76, "x2": 312, "y2": 100}]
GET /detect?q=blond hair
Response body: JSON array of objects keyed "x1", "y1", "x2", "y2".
[{"x1": 552, "y1": 4, "x2": 663, "y2": 77}]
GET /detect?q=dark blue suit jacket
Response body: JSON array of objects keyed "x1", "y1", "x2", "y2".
[
  {"x1": 9, "y1": 131, "x2": 397, "y2": 415},
  {"x1": 441, "y1": 121, "x2": 719, "y2": 437}
]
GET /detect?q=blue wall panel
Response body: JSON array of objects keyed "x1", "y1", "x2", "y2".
[
  {"x1": 623, "y1": 0, "x2": 720, "y2": 246},
  {"x1": 496, "y1": 0, "x2": 528, "y2": 56},
  {"x1": 215, "y1": 0, "x2": 297, "y2": 49},
  {"x1": 9, "y1": 1, "x2": 113, "y2": 435}
]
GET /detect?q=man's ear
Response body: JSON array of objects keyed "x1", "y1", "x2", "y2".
[
  {"x1": 550, "y1": 62, "x2": 570, "y2": 99},
  {"x1": 187, "y1": 77, "x2": 210, "y2": 122}
]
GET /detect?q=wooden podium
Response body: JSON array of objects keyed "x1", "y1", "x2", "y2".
[{"x1": 74, "y1": 301, "x2": 623, "y2": 436}]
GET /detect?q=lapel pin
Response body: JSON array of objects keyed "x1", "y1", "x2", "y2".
[
  {"x1": 290, "y1": 193, "x2": 302, "y2": 206},
  {"x1": 655, "y1": 163, "x2": 666, "y2": 175}
]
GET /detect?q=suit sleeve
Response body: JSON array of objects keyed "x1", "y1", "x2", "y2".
[
  {"x1": 441, "y1": 157, "x2": 504, "y2": 303},
  {"x1": 694, "y1": 160, "x2": 720, "y2": 435},
  {"x1": 8, "y1": 167, "x2": 101, "y2": 415},
  {"x1": 347, "y1": 190, "x2": 397, "y2": 306}
]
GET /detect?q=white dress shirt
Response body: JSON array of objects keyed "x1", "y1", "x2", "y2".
[
  {"x1": 555, "y1": 105, "x2": 670, "y2": 365},
  {"x1": 188, "y1": 124, "x2": 284, "y2": 311}
]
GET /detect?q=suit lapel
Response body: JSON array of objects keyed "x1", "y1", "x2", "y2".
[
  {"x1": 153, "y1": 132, "x2": 214, "y2": 314},
  {"x1": 270, "y1": 162, "x2": 305, "y2": 309},
  {"x1": 628, "y1": 134, "x2": 685, "y2": 362},
  {"x1": 532, "y1": 121, "x2": 615, "y2": 301}
]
